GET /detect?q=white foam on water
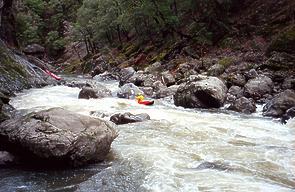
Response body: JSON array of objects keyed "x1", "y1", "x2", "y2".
[{"x1": 9, "y1": 83, "x2": 295, "y2": 192}]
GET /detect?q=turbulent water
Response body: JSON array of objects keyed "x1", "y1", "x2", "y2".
[{"x1": 1, "y1": 77, "x2": 294, "y2": 192}]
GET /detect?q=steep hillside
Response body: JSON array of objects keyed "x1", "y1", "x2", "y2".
[{"x1": 56, "y1": 0, "x2": 294, "y2": 74}]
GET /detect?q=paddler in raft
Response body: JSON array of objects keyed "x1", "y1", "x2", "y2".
[{"x1": 135, "y1": 94, "x2": 154, "y2": 106}]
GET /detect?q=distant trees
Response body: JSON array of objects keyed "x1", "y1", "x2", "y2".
[
  {"x1": 16, "y1": 0, "x2": 82, "y2": 57},
  {"x1": 15, "y1": 0, "x2": 240, "y2": 57},
  {"x1": 74, "y1": 0, "x2": 238, "y2": 53}
]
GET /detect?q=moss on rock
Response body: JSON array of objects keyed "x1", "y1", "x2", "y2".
[
  {"x1": 0, "y1": 42, "x2": 30, "y2": 92},
  {"x1": 218, "y1": 57, "x2": 235, "y2": 68}
]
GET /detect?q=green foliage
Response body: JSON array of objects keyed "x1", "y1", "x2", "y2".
[
  {"x1": 16, "y1": 0, "x2": 236, "y2": 58},
  {"x1": 24, "y1": 0, "x2": 45, "y2": 16},
  {"x1": 16, "y1": 13, "x2": 41, "y2": 45},
  {"x1": 46, "y1": 31, "x2": 66, "y2": 56},
  {"x1": 74, "y1": 0, "x2": 233, "y2": 50},
  {"x1": 218, "y1": 57, "x2": 235, "y2": 67},
  {"x1": 15, "y1": 0, "x2": 82, "y2": 58},
  {"x1": 267, "y1": 25, "x2": 295, "y2": 55}
]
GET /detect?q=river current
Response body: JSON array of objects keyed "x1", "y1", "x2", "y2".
[{"x1": 0, "y1": 77, "x2": 294, "y2": 192}]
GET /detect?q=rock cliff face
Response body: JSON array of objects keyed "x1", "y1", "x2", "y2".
[{"x1": 0, "y1": 40, "x2": 54, "y2": 94}]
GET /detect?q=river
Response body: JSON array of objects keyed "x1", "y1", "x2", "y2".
[{"x1": 0, "y1": 77, "x2": 294, "y2": 192}]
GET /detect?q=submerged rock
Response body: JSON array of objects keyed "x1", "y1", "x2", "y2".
[
  {"x1": 110, "y1": 112, "x2": 150, "y2": 125},
  {"x1": 174, "y1": 75, "x2": 227, "y2": 108},
  {"x1": 0, "y1": 108, "x2": 118, "y2": 167},
  {"x1": 195, "y1": 161, "x2": 231, "y2": 171}
]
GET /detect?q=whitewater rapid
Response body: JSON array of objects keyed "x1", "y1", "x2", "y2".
[{"x1": 1, "y1": 79, "x2": 294, "y2": 192}]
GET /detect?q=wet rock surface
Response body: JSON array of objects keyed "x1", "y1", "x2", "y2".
[
  {"x1": 244, "y1": 75, "x2": 274, "y2": 100},
  {"x1": 0, "y1": 108, "x2": 118, "y2": 167},
  {"x1": 78, "y1": 85, "x2": 112, "y2": 99},
  {"x1": 110, "y1": 112, "x2": 150, "y2": 125},
  {"x1": 174, "y1": 75, "x2": 227, "y2": 108},
  {"x1": 117, "y1": 83, "x2": 143, "y2": 99},
  {"x1": 263, "y1": 90, "x2": 295, "y2": 118},
  {"x1": 228, "y1": 97, "x2": 256, "y2": 114},
  {"x1": 0, "y1": 40, "x2": 54, "y2": 94}
]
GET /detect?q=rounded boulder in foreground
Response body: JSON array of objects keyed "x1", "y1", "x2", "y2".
[{"x1": 0, "y1": 108, "x2": 118, "y2": 167}]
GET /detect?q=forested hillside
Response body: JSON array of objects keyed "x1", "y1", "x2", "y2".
[
  {"x1": 8, "y1": 0, "x2": 295, "y2": 72},
  {"x1": 15, "y1": 0, "x2": 82, "y2": 57}
]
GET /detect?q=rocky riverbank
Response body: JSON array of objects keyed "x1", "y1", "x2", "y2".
[{"x1": 82, "y1": 47, "x2": 294, "y2": 123}]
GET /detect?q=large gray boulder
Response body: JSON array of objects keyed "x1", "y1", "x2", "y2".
[
  {"x1": 154, "y1": 85, "x2": 179, "y2": 99},
  {"x1": 161, "y1": 71, "x2": 176, "y2": 86},
  {"x1": 117, "y1": 83, "x2": 143, "y2": 99},
  {"x1": 263, "y1": 90, "x2": 295, "y2": 117},
  {"x1": 78, "y1": 86, "x2": 112, "y2": 99},
  {"x1": 118, "y1": 67, "x2": 136, "y2": 85},
  {"x1": 0, "y1": 108, "x2": 118, "y2": 167},
  {"x1": 174, "y1": 75, "x2": 228, "y2": 108},
  {"x1": 124, "y1": 71, "x2": 156, "y2": 87},
  {"x1": 244, "y1": 75, "x2": 274, "y2": 99},
  {"x1": 228, "y1": 97, "x2": 256, "y2": 114}
]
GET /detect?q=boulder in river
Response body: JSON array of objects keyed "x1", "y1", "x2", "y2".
[
  {"x1": 78, "y1": 86, "x2": 112, "y2": 99},
  {"x1": 263, "y1": 89, "x2": 295, "y2": 118},
  {"x1": 154, "y1": 85, "x2": 179, "y2": 99},
  {"x1": 118, "y1": 67, "x2": 136, "y2": 86},
  {"x1": 174, "y1": 75, "x2": 227, "y2": 108},
  {"x1": 117, "y1": 83, "x2": 143, "y2": 99},
  {"x1": 228, "y1": 97, "x2": 256, "y2": 114},
  {"x1": 160, "y1": 71, "x2": 176, "y2": 86},
  {"x1": 124, "y1": 71, "x2": 152, "y2": 87},
  {"x1": 0, "y1": 108, "x2": 118, "y2": 167},
  {"x1": 244, "y1": 75, "x2": 274, "y2": 99},
  {"x1": 110, "y1": 112, "x2": 150, "y2": 125}
]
